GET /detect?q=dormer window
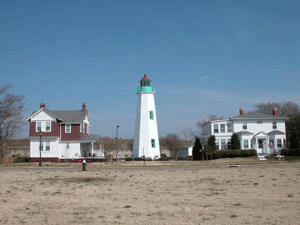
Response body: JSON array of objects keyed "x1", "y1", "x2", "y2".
[{"x1": 65, "y1": 124, "x2": 71, "y2": 133}]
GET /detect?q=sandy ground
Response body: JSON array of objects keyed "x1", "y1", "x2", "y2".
[{"x1": 0, "y1": 160, "x2": 300, "y2": 225}]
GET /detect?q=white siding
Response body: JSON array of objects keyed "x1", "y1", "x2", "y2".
[
  {"x1": 30, "y1": 138, "x2": 59, "y2": 158},
  {"x1": 133, "y1": 91, "x2": 160, "y2": 159}
]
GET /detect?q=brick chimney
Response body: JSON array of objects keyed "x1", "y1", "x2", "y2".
[
  {"x1": 239, "y1": 108, "x2": 245, "y2": 115},
  {"x1": 273, "y1": 108, "x2": 278, "y2": 116},
  {"x1": 40, "y1": 103, "x2": 45, "y2": 109},
  {"x1": 82, "y1": 103, "x2": 86, "y2": 112}
]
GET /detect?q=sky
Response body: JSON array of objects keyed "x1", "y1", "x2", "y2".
[{"x1": 1, "y1": 0, "x2": 300, "y2": 139}]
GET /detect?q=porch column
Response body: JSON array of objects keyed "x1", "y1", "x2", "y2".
[
  {"x1": 91, "y1": 142, "x2": 94, "y2": 158},
  {"x1": 255, "y1": 138, "x2": 258, "y2": 151}
]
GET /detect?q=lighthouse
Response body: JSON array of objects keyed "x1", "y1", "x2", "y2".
[{"x1": 133, "y1": 74, "x2": 160, "y2": 160}]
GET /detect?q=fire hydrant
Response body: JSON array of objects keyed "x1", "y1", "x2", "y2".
[{"x1": 82, "y1": 159, "x2": 87, "y2": 171}]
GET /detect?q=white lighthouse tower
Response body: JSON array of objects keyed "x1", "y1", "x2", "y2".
[{"x1": 133, "y1": 74, "x2": 160, "y2": 160}]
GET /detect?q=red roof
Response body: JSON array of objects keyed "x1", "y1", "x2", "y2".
[{"x1": 141, "y1": 74, "x2": 150, "y2": 80}]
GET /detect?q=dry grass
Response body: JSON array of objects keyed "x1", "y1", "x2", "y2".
[{"x1": 0, "y1": 160, "x2": 299, "y2": 224}]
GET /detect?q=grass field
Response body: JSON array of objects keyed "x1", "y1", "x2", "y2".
[{"x1": 0, "y1": 159, "x2": 299, "y2": 224}]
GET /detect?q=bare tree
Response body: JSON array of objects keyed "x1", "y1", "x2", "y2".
[
  {"x1": 179, "y1": 128, "x2": 198, "y2": 141},
  {"x1": 0, "y1": 85, "x2": 26, "y2": 157},
  {"x1": 255, "y1": 101, "x2": 299, "y2": 117},
  {"x1": 97, "y1": 137, "x2": 116, "y2": 162},
  {"x1": 195, "y1": 114, "x2": 223, "y2": 145},
  {"x1": 160, "y1": 133, "x2": 185, "y2": 159}
]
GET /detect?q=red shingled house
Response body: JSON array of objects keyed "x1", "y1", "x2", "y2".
[{"x1": 27, "y1": 103, "x2": 96, "y2": 162}]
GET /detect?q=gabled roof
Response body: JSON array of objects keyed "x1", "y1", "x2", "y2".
[
  {"x1": 268, "y1": 130, "x2": 285, "y2": 135},
  {"x1": 50, "y1": 110, "x2": 89, "y2": 123},
  {"x1": 253, "y1": 131, "x2": 269, "y2": 137},
  {"x1": 232, "y1": 112, "x2": 288, "y2": 120},
  {"x1": 28, "y1": 108, "x2": 90, "y2": 124},
  {"x1": 237, "y1": 131, "x2": 254, "y2": 135}
]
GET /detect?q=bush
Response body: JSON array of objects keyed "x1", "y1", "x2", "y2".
[
  {"x1": 159, "y1": 154, "x2": 169, "y2": 161},
  {"x1": 125, "y1": 158, "x2": 133, "y2": 161},
  {"x1": 13, "y1": 157, "x2": 31, "y2": 163},
  {"x1": 210, "y1": 149, "x2": 257, "y2": 159},
  {"x1": 280, "y1": 149, "x2": 300, "y2": 157},
  {"x1": 133, "y1": 158, "x2": 143, "y2": 161}
]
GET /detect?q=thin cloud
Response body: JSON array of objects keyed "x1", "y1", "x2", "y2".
[{"x1": 202, "y1": 75, "x2": 210, "y2": 80}]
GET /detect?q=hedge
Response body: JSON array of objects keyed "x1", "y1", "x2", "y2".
[
  {"x1": 280, "y1": 149, "x2": 300, "y2": 157},
  {"x1": 205, "y1": 149, "x2": 257, "y2": 160}
]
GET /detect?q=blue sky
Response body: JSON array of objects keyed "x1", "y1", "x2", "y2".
[{"x1": 1, "y1": 0, "x2": 299, "y2": 139}]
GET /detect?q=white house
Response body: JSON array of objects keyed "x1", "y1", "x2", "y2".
[{"x1": 202, "y1": 108, "x2": 287, "y2": 155}]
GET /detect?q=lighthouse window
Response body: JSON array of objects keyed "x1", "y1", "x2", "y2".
[
  {"x1": 151, "y1": 139, "x2": 155, "y2": 148},
  {"x1": 150, "y1": 111, "x2": 154, "y2": 120}
]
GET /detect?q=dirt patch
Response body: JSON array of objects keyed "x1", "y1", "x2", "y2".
[{"x1": 0, "y1": 160, "x2": 299, "y2": 224}]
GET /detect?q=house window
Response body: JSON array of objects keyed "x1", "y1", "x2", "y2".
[
  {"x1": 80, "y1": 123, "x2": 82, "y2": 133},
  {"x1": 273, "y1": 121, "x2": 277, "y2": 129},
  {"x1": 220, "y1": 124, "x2": 225, "y2": 133},
  {"x1": 46, "y1": 122, "x2": 51, "y2": 132},
  {"x1": 149, "y1": 111, "x2": 154, "y2": 120},
  {"x1": 243, "y1": 140, "x2": 249, "y2": 149},
  {"x1": 221, "y1": 139, "x2": 226, "y2": 149},
  {"x1": 65, "y1": 124, "x2": 71, "y2": 133},
  {"x1": 36, "y1": 122, "x2": 41, "y2": 132},
  {"x1": 257, "y1": 120, "x2": 263, "y2": 124},
  {"x1": 227, "y1": 123, "x2": 232, "y2": 133},
  {"x1": 215, "y1": 139, "x2": 219, "y2": 150},
  {"x1": 277, "y1": 139, "x2": 282, "y2": 148},
  {"x1": 83, "y1": 123, "x2": 85, "y2": 133},
  {"x1": 66, "y1": 143, "x2": 70, "y2": 149},
  {"x1": 39, "y1": 142, "x2": 43, "y2": 151},
  {"x1": 45, "y1": 141, "x2": 50, "y2": 151},
  {"x1": 151, "y1": 139, "x2": 155, "y2": 148},
  {"x1": 243, "y1": 122, "x2": 247, "y2": 130},
  {"x1": 214, "y1": 124, "x2": 219, "y2": 133},
  {"x1": 227, "y1": 140, "x2": 231, "y2": 150}
]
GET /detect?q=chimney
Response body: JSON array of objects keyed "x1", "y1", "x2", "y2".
[
  {"x1": 40, "y1": 103, "x2": 45, "y2": 109},
  {"x1": 273, "y1": 108, "x2": 278, "y2": 116},
  {"x1": 239, "y1": 108, "x2": 245, "y2": 115},
  {"x1": 82, "y1": 103, "x2": 86, "y2": 111}
]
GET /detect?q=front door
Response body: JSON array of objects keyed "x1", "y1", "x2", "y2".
[{"x1": 258, "y1": 139, "x2": 264, "y2": 154}]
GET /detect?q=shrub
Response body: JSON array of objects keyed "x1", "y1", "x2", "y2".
[
  {"x1": 211, "y1": 149, "x2": 257, "y2": 159},
  {"x1": 125, "y1": 158, "x2": 133, "y2": 161},
  {"x1": 133, "y1": 158, "x2": 143, "y2": 161},
  {"x1": 230, "y1": 133, "x2": 241, "y2": 150},
  {"x1": 13, "y1": 157, "x2": 31, "y2": 163},
  {"x1": 281, "y1": 149, "x2": 300, "y2": 157}
]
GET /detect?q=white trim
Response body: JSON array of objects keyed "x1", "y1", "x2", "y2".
[
  {"x1": 27, "y1": 108, "x2": 44, "y2": 121},
  {"x1": 35, "y1": 121, "x2": 52, "y2": 132}
]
